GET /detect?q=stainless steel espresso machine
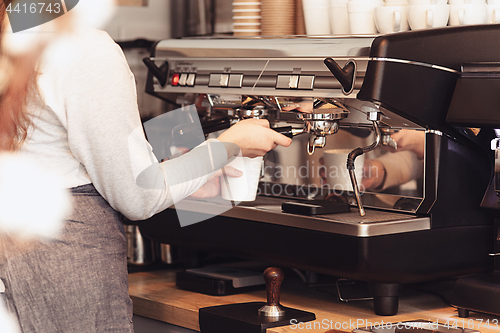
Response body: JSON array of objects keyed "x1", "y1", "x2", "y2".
[{"x1": 140, "y1": 25, "x2": 498, "y2": 315}]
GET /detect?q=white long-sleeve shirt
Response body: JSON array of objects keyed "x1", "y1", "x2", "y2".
[{"x1": 21, "y1": 28, "x2": 227, "y2": 221}]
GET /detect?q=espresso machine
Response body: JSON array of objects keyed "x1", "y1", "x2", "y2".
[{"x1": 140, "y1": 25, "x2": 498, "y2": 315}]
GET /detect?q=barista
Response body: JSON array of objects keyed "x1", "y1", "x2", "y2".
[
  {"x1": 0, "y1": 4, "x2": 291, "y2": 333},
  {"x1": 318, "y1": 129, "x2": 425, "y2": 191}
]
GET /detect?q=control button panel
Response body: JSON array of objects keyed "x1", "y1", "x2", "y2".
[
  {"x1": 276, "y1": 74, "x2": 315, "y2": 90},
  {"x1": 171, "y1": 72, "x2": 197, "y2": 87},
  {"x1": 208, "y1": 73, "x2": 244, "y2": 87}
]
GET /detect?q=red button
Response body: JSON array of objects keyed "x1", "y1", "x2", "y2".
[{"x1": 171, "y1": 73, "x2": 180, "y2": 86}]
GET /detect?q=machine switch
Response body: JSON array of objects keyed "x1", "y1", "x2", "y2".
[
  {"x1": 220, "y1": 74, "x2": 230, "y2": 87},
  {"x1": 298, "y1": 75, "x2": 315, "y2": 90},
  {"x1": 171, "y1": 73, "x2": 180, "y2": 86},
  {"x1": 289, "y1": 75, "x2": 299, "y2": 89},
  {"x1": 186, "y1": 73, "x2": 196, "y2": 87},
  {"x1": 276, "y1": 75, "x2": 291, "y2": 89},
  {"x1": 178, "y1": 73, "x2": 188, "y2": 86},
  {"x1": 209, "y1": 74, "x2": 222, "y2": 87},
  {"x1": 228, "y1": 74, "x2": 243, "y2": 88}
]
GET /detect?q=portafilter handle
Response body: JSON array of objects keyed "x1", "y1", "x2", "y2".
[
  {"x1": 258, "y1": 267, "x2": 285, "y2": 317},
  {"x1": 272, "y1": 126, "x2": 306, "y2": 139}
]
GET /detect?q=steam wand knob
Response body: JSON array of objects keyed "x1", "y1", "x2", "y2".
[
  {"x1": 143, "y1": 58, "x2": 169, "y2": 87},
  {"x1": 258, "y1": 267, "x2": 286, "y2": 317},
  {"x1": 324, "y1": 58, "x2": 356, "y2": 95}
]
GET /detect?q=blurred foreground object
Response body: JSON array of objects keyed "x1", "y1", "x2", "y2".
[{"x1": 0, "y1": 153, "x2": 71, "y2": 239}]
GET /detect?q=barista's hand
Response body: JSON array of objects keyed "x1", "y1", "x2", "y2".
[
  {"x1": 361, "y1": 159, "x2": 386, "y2": 191},
  {"x1": 190, "y1": 166, "x2": 243, "y2": 198},
  {"x1": 391, "y1": 130, "x2": 425, "y2": 160},
  {"x1": 217, "y1": 119, "x2": 292, "y2": 158}
]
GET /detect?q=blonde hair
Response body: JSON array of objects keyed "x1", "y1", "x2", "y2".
[{"x1": 0, "y1": 1, "x2": 39, "y2": 151}]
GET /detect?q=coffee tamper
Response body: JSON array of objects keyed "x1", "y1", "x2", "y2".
[
  {"x1": 258, "y1": 267, "x2": 286, "y2": 317},
  {"x1": 198, "y1": 266, "x2": 315, "y2": 333}
]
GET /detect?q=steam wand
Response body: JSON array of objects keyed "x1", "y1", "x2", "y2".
[{"x1": 348, "y1": 112, "x2": 381, "y2": 217}]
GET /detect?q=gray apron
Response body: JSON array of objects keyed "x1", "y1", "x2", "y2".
[{"x1": 0, "y1": 184, "x2": 134, "y2": 333}]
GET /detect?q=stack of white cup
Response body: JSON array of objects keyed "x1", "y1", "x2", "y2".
[
  {"x1": 347, "y1": 0, "x2": 384, "y2": 35},
  {"x1": 329, "y1": 0, "x2": 350, "y2": 34},
  {"x1": 449, "y1": 0, "x2": 488, "y2": 25},
  {"x1": 407, "y1": 0, "x2": 450, "y2": 30},
  {"x1": 302, "y1": 0, "x2": 332, "y2": 35},
  {"x1": 374, "y1": 0, "x2": 410, "y2": 34}
]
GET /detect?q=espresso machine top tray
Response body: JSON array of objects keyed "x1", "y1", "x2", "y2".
[{"x1": 174, "y1": 195, "x2": 430, "y2": 238}]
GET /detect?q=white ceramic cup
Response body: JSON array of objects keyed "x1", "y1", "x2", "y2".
[
  {"x1": 221, "y1": 156, "x2": 263, "y2": 202},
  {"x1": 407, "y1": 4, "x2": 450, "y2": 29},
  {"x1": 329, "y1": 0, "x2": 350, "y2": 34},
  {"x1": 323, "y1": 149, "x2": 365, "y2": 192},
  {"x1": 449, "y1": 3, "x2": 488, "y2": 25},
  {"x1": 347, "y1": 0, "x2": 382, "y2": 34},
  {"x1": 303, "y1": 0, "x2": 332, "y2": 35},
  {"x1": 487, "y1": 4, "x2": 500, "y2": 22},
  {"x1": 375, "y1": 5, "x2": 410, "y2": 33}
]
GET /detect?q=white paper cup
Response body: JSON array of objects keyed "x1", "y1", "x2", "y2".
[
  {"x1": 221, "y1": 156, "x2": 263, "y2": 202},
  {"x1": 449, "y1": 3, "x2": 487, "y2": 25},
  {"x1": 303, "y1": 8, "x2": 332, "y2": 34},
  {"x1": 375, "y1": 5, "x2": 409, "y2": 33},
  {"x1": 347, "y1": 0, "x2": 383, "y2": 34},
  {"x1": 323, "y1": 149, "x2": 365, "y2": 193},
  {"x1": 407, "y1": 4, "x2": 450, "y2": 29},
  {"x1": 303, "y1": 0, "x2": 331, "y2": 34}
]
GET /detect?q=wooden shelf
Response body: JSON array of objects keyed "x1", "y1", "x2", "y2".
[{"x1": 129, "y1": 269, "x2": 500, "y2": 333}]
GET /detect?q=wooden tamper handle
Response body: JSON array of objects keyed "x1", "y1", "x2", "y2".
[{"x1": 258, "y1": 267, "x2": 285, "y2": 317}]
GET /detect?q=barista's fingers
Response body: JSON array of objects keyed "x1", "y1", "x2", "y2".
[
  {"x1": 254, "y1": 118, "x2": 270, "y2": 128},
  {"x1": 222, "y1": 166, "x2": 243, "y2": 178},
  {"x1": 271, "y1": 130, "x2": 292, "y2": 148},
  {"x1": 211, "y1": 166, "x2": 243, "y2": 179},
  {"x1": 361, "y1": 159, "x2": 385, "y2": 191}
]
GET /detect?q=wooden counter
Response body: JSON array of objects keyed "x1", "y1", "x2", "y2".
[{"x1": 129, "y1": 269, "x2": 500, "y2": 333}]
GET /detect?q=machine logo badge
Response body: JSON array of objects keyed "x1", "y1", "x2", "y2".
[{"x1": 7, "y1": 0, "x2": 79, "y2": 33}]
